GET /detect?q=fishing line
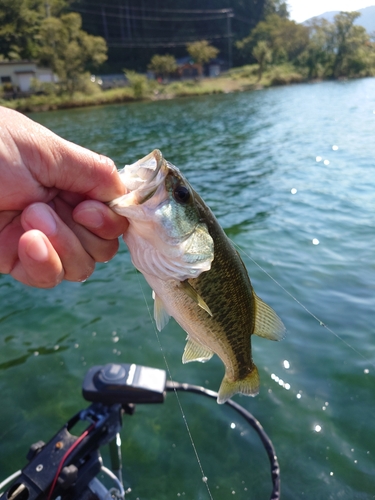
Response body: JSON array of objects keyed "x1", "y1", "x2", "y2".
[
  {"x1": 135, "y1": 272, "x2": 215, "y2": 500},
  {"x1": 233, "y1": 241, "x2": 374, "y2": 369}
]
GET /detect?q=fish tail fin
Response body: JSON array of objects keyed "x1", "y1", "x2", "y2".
[{"x1": 217, "y1": 365, "x2": 260, "y2": 404}]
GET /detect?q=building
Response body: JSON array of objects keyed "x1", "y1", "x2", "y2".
[
  {"x1": 176, "y1": 57, "x2": 227, "y2": 79},
  {"x1": 0, "y1": 61, "x2": 56, "y2": 93}
]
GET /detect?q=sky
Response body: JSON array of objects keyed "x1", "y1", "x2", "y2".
[{"x1": 287, "y1": 0, "x2": 375, "y2": 23}]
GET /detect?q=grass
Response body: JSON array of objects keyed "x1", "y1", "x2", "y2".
[
  {"x1": 1, "y1": 86, "x2": 136, "y2": 113},
  {"x1": 1, "y1": 64, "x2": 308, "y2": 113}
]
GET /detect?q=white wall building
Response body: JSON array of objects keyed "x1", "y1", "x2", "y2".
[{"x1": 0, "y1": 61, "x2": 56, "y2": 92}]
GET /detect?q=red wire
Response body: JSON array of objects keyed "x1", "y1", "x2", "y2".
[{"x1": 47, "y1": 423, "x2": 96, "y2": 500}]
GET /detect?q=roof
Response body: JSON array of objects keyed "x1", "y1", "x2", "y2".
[{"x1": 0, "y1": 60, "x2": 36, "y2": 66}]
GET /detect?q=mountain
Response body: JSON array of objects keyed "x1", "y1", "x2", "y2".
[{"x1": 305, "y1": 5, "x2": 375, "y2": 33}]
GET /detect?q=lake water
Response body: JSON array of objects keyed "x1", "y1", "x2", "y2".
[{"x1": 1, "y1": 79, "x2": 375, "y2": 500}]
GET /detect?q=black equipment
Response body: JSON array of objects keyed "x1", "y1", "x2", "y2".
[{"x1": 0, "y1": 363, "x2": 280, "y2": 500}]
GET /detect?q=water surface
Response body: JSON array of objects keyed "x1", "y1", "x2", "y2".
[{"x1": 1, "y1": 79, "x2": 375, "y2": 499}]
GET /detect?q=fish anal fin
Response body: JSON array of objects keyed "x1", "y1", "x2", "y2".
[
  {"x1": 182, "y1": 338, "x2": 214, "y2": 364},
  {"x1": 152, "y1": 291, "x2": 170, "y2": 331},
  {"x1": 179, "y1": 281, "x2": 212, "y2": 317},
  {"x1": 253, "y1": 293, "x2": 286, "y2": 341},
  {"x1": 217, "y1": 365, "x2": 260, "y2": 404}
]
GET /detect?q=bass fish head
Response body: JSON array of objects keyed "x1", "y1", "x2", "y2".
[
  {"x1": 109, "y1": 149, "x2": 166, "y2": 211},
  {"x1": 109, "y1": 150, "x2": 214, "y2": 281}
]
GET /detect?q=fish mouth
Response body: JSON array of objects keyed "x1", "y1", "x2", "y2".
[
  {"x1": 121, "y1": 149, "x2": 164, "y2": 194},
  {"x1": 109, "y1": 149, "x2": 167, "y2": 209}
]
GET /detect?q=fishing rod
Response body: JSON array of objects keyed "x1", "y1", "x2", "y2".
[{"x1": 0, "y1": 362, "x2": 280, "y2": 500}]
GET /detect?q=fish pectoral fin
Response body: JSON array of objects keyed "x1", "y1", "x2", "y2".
[
  {"x1": 152, "y1": 291, "x2": 170, "y2": 331},
  {"x1": 179, "y1": 281, "x2": 213, "y2": 316},
  {"x1": 217, "y1": 365, "x2": 260, "y2": 404},
  {"x1": 182, "y1": 338, "x2": 214, "y2": 364},
  {"x1": 253, "y1": 293, "x2": 286, "y2": 341}
]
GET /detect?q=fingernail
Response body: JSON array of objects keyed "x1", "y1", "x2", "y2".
[
  {"x1": 26, "y1": 234, "x2": 49, "y2": 262},
  {"x1": 75, "y1": 207, "x2": 104, "y2": 229},
  {"x1": 28, "y1": 204, "x2": 57, "y2": 235}
]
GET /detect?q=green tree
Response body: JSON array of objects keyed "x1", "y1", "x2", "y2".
[
  {"x1": 263, "y1": 0, "x2": 289, "y2": 19},
  {"x1": 37, "y1": 12, "x2": 107, "y2": 93},
  {"x1": 0, "y1": 0, "x2": 71, "y2": 60},
  {"x1": 252, "y1": 40, "x2": 272, "y2": 80},
  {"x1": 148, "y1": 54, "x2": 177, "y2": 81},
  {"x1": 331, "y1": 11, "x2": 368, "y2": 77},
  {"x1": 186, "y1": 40, "x2": 219, "y2": 77},
  {"x1": 297, "y1": 19, "x2": 334, "y2": 78},
  {"x1": 0, "y1": 0, "x2": 43, "y2": 60},
  {"x1": 300, "y1": 11, "x2": 374, "y2": 78},
  {"x1": 124, "y1": 69, "x2": 148, "y2": 99},
  {"x1": 237, "y1": 14, "x2": 309, "y2": 64}
]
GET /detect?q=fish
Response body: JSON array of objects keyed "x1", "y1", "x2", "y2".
[{"x1": 109, "y1": 149, "x2": 285, "y2": 404}]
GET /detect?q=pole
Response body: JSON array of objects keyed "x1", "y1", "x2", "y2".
[
  {"x1": 101, "y1": 6, "x2": 109, "y2": 42},
  {"x1": 227, "y1": 10, "x2": 233, "y2": 69}
]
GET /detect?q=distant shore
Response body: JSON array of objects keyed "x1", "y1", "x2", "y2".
[{"x1": 0, "y1": 64, "x2": 328, "y2": 113}]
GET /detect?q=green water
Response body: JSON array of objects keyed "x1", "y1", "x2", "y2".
[{"x1": 1, "y1": 79, "x2": 375, "y2": 499}]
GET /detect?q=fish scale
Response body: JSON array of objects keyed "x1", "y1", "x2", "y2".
[{"x1": 185, "y1": 195, "x2": 257, "y2": 383}]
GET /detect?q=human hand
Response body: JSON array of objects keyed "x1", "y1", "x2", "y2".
[{"x1": 0, "y1": 107, "x2": 128, "y2": 288}]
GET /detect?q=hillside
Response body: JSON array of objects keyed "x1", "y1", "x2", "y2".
[{"x1": 305, "y1": 5, "x2": 375, "y2": 33}]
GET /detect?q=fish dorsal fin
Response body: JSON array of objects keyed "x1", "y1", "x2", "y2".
[
  {"x1": 182, "y1": 338, "x2": 214, "y2": 364},
  {"x1": 253, "y1": 293, "x2": 285, "y2": 341},
  {"x1": 152, "y1": 291, "x2": 170, "y2": 331},
  {"x1": 179, "y1": 281, "x2": 213, "y2": 317}
]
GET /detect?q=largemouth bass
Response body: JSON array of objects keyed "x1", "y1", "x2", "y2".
[{"x1": 109, "y1": 150, "x2": 285, "y2": 403}]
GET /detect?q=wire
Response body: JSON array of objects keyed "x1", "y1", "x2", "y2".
[
  {"x1": 166, "y1": 381, "x2": 280, "y2": 500},
  {"x1": 74, "y1": 4, "x2": 233, "y2": 15},
  {"x1": 100, "y1": 467, "x2": 125, "y2": 499},
  {"x1": 136, "y1": 272, "x2": 215, "y2": 500},
  {"x1": 107, "y1": 34, "x2": 231, "y2": 49},
  {"x1": 0, "y1": 471, "x2": 22, "y2": 492},
  {"x1": 74, "y1": 7, "x2": 229, "y2": 22},
  {"x1": 47, "y1": 424, "x2": 96, "y2": 500}
]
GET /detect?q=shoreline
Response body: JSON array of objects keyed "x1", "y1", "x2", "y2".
[{"x1": 0, "y1": 64, "x2": 359, "y2": 114}]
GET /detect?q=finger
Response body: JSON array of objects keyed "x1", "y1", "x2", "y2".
[
  {"x1": 21, "y1": 202, "x2": 95, "y2": 282},
  {"x1": 55, "y1": 198, "x2": 123, "y2": 263},
  {"x1": 2, "y1": 108, "x2": 127, "y2": 202},
  {"x1": 50, "y1": 138, "x2": 126, "y2": 201},
  {"x1": 73, "y1": 200, "x2": 129, "y2": 240},
  {"x1": 0, "y1": 211, "x2": 24, "y2": 274},
  {"x1": 13, "y1": 230, "x2": 64, "y2": 288}
]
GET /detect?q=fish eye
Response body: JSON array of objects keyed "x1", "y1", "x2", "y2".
[{"x1": 173, "y1": 185, "x2": 190, "y2": 204}]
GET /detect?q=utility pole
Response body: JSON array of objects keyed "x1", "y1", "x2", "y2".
[
  {"x1": 226, "y1": 9, "x2": 234, "y2": 69},
  {"x1": 101, "y1": 5, "x2": 109, "y2": 42},
  {"x1": 45, "y1": 2, "x2": 50, "y2": 17},
  {"x1": 126, "y1": 5, "x2": 132, "y2": 43},
  {"x1": 120, "y1": 6, "x2": 126, "y2": 43}
]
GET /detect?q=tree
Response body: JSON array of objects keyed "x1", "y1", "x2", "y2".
[
  {"x1": 186, "y1": 40, "x2": 219, "y2": 77},
  {"x1": 0, "y1": 0, "x2": 43, "y2": 60},
  {"x1": 331, "y1": 11, "x2": 368, "y2": 77},
  {"x1": 252, "y1": 40, "x2": 272, "y2": 80},
  {"x1": 300, "y1": 11, "x2": 374, "y2": 78},
  {"x1": 0, "y1": 0, "x2": 71, "y2": 60},
  {"x1": 123, "y1": 69, "x2": 148, "y2": 99},
  {"x1": 237, "y1": 14, "x2": 309, "y2": 64},
  {"x1": 37, "y1": 12, "x2": 107, "y2": 93},
  {"x1": 263, "y1": 0, "x2": 289, "y2": 19},
  {"x1": 148, "y1": 54, "x2": 177, "y2": 81}
]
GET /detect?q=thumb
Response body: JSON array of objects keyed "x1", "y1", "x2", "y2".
[
  {"x1": 51, "y1": 138, "x2": 125, "y2": 202},
  {"x1": 4, "y1": 107, "x2": 126, "y2": 202}
]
